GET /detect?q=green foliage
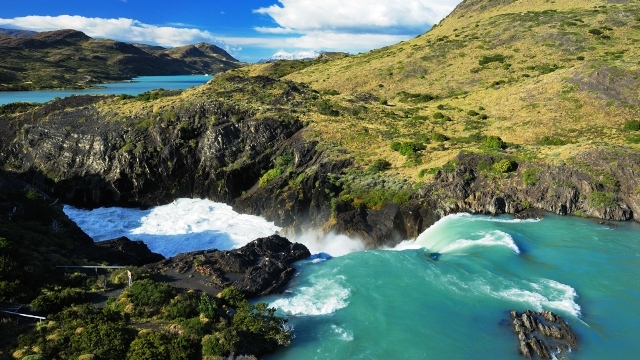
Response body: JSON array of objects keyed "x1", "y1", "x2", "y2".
[
  {"x1": 526, "y1": 63, "x2": 559, "y2": 75},
  {"x1": 259, "y1": 168, "x2": 282, "y2": 187},
  {"x1": 467, "y1": 110, "x2": 479, "y2": 116},
  {"x1": 390, "y1": 141, "x2": 425, "y2": 156},
  {"x1": 622, "y1": 120, "x2": 640, "y2": 132},
  {"x1": 538, "y1": 136, "x2": 568, "y2": 146},
  {"x1": 218, "y1": 286, "x2": 246, "y2": 308},
  {"x1": 127, "y1": 331, "x2": 170, "y2": 360},
  {"x1": 121, "y1": 279, "x2": 176, "y2": 318},
  {"x1": 198, "y1": 293, "x2": 218, "y2": 320},
  {"x1": 588, "y1": 28, "x2": 603, "y2": 36},
  {"x1": 135, "y1": 89, "x2": 182, "y2": 102},
  {"x1": 30, "y1": 287, "x2": 86, "y2": 315},
  {"x1": 441, "y1": 160, "x2": 457, "y2": 174},
  {"x1": 367, "y1": 159, "x2": 392, "y2": 173},
  {"x1": 162, "y1": 292, "x2": 200, "y2": 320},
  {"x1": 483, "y1": 136, "x2": 506, "y2": 150},
  {"x1": 588, "y1": 191, "x2": 616, "y2": 208},
  {"x1": 379, "y1": 98, "x2": 388, "y2": 105},
  {"x1": 523, "y1": 168, "x2": 541, "y2": 186},
  {"x1": 69, "y1": 322, "x2": 134, "y2": 360},
  {"x1": 317, "y1": 99, "x2": 340, "y2": 116},
  {"x1": 431, "y1": 133, "x2": 449, "y2": 142},
  {"x1": 433, "y1": 112, "x2": 445, "y2": 119},
  {"x1": 493, "y1": 159, "x2": 517, "y2": 173},
  {"x1": 397, "y1": 91, "x2": 436, "y2": 104},
  {"x1": 478, "y1": 54, "x2": 505, "y2": 66}
]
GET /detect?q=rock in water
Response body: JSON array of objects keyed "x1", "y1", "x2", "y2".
[{"x1": 509, "y1": 310, "x2": 578, "y2": 359}]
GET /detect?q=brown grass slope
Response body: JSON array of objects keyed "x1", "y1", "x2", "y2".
[{"x1": 278, "y1": 0, "x2": 640, "y2": 171}]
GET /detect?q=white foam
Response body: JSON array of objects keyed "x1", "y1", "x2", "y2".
[
  {"x1": 331, "y1": 325, "x2": 354, "y2": 341},
  {"x1": 294, "y1": 231, "x2": 365, "y2": 257},
  {"x1": 438, "y1": 273, "x2": 581, "y2": 317},
  {"x1": 440, "y1": 231, "x2": 521, "y2": 254},
  {"x1": 270, "y1": 276, "x2": 350, "y2": 316},
  {"x1": 64, "y1": 198, "x2": 281, "y2": 257}
]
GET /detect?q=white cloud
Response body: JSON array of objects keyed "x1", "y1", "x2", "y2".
[
  {"x1": 0, "y1": 15, "x2": 229, "y2": 48},
  {"x1": 248, "y1": 0, "x2": 461, "y2": 56},
  {"x1": 254, "y1": 0, "x2": 460, "y2": 33}
]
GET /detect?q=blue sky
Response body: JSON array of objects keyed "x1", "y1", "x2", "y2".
[{"x1": 0, "y1": 0, "x2": 461, "y2": 62}]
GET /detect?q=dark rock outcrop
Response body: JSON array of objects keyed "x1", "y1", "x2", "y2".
[
  {"x1": 144, "y1": 235, "x2": 311, "y2": 298},
  {"x1": 71, "y1": 236, "x2": 165, "y2": 266},
  {"x1": 510, "y1": 310, "x2": 578, "y2": 359}
]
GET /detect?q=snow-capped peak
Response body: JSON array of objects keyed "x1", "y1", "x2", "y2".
[{"x1": 259, "y1": 49, "x2": 322, "y2": 63}]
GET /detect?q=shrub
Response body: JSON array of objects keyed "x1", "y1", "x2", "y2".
[
  {"x1": 124, "y1": 279, "x2": 176, "y2": 317},
  {"x1": 588, "y1": 191, "x2": 616, "y2": 208},
  {"x1": 162, "y1": 292, "x2": 200, "y2": 320},
  {"x1": 127, "y1": 331, "x2": 170, "y2": 360},
  {"x1": 198, "y1": 293, "x2": 218, "y2": 320},
  {"x1": 493, "y1": 159, "x2": 517, "y2": 173},
  {"x1": 588, "y1": 28, "x2": 603, "y2": 36},
  {"x1": 523, "y1": 168, "x2": 541, "y2": 186},
  {"x1": 30, "y1": 288, "x2": 86, "y2": 315},
  {"x1": 483, "y1": 136, "x2": 506, "y2": 150},
  {"x1": 367, "y1": 159, "x2": 392, "y2": 173},
  {"x1": 390, "y1": 141, "x2": 425, "y2": 156},
  {"x1": 317, "y1": 100, "x2": 339, "y2": 116},
  {"x1": 467, "y1": 110, "x2": 479, "y2": 116},
  {"x1": 538, "y1": 136, "x2": 568, "y2": 146},
  {"x1": 69, "y1": 322, "x2": 135, "y2": 360},
  {"x1": 478, "y1": 54, "x2": 505, "y2": 66},
  {"x1": 433, "y1": 112, "x2": 445, "y2": 119},
  {"x1": 218, "y1": 286, "x2": 246, "y2": 308},
  {"x1": 623, "y1": 120, "x2": 640, "y2": 132},
  {"x1": 259, "y1": 168, "x2": 282, "y2": 187},
  {"x1": 379, "y1": 98, "x2": 388, "y2": 105}
]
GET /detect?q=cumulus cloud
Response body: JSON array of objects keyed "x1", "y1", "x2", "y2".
[
  {"x1": 0, "y1": 15, "x2": 229, "y2": 49},
  {"x1": 250, "y1": 0, "x2": 460, "y2": 53},
  {"x1": 254, "y1": 0, "x2": 459, "y2": 33}
]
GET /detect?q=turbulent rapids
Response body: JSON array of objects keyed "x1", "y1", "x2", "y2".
[{"x1": 65, "y1": 199, "x2": 640, "y2": 360}]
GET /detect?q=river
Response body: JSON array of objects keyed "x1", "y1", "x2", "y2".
[{"x1": 64, "y1": 199, "x2": 640, "y2": 359}]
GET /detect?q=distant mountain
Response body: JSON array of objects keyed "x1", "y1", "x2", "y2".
[
  {"x1": 0, "y1": 27, "x2": 37, "y2": 39},
  {"x1": 0, "y1": 29, "x2": 243, "y2": 91},
  {"x1": 259, "y1": 49, "x2": 322, "y2": 63}
]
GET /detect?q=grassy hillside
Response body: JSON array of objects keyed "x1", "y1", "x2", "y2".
[
  {"x1": 274, "y1": 0, "x2": 640, "y2": 179},
  {"x1": 0, "y1": 29, "x2": 242, "y2": 90}
]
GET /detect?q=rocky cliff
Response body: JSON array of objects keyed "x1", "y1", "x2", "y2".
[{"x1": 1, "y1": 74, "x2": 638, "y2": 249}]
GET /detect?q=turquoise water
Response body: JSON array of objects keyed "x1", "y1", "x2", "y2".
[
  {"x1": 0, "y1": 75, "x2": 212, "y2": 105},
  {"x1": 264, "y1": 213, "x2": 640, "y2": 359}
]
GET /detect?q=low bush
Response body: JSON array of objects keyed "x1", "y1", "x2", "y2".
[
  {"x1": 483, "y1": 136, "x2": 506, "y2": 150},
  {"x1": 493, "y1": 159, "x2": 517, "y2": 173},
  {"x1": 479, "y1": 54, "x2": 506, "y2": 66},
  {"x1": 367, "y1": 159, "x2": 392, "y2": 173},
  {"x1": 30, "y1": 288, "x2": 86, "y2": 315},
  {"x1": 538, "y1": 136, "x2": 568, "y2": 146},
  {"x1": 623, "y1": 120, "x2": 640, "y2": 132},
  {"x1": 390, "y1": 141, "x2": 425, "y2": 156},
  {"x1": 259, "y1": 168, "x2": 282, "y2": 187}
]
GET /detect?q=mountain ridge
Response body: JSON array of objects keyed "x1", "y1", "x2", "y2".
[{"x1": 0, "y1": 28, "x2": 243, "y2": 90}]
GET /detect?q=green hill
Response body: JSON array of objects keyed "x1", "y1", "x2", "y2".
[{"x1": 0, "y1": 29, "x2": 243, "y2": 90}]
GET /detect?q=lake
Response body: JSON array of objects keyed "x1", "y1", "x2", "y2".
[{"x1": 0, "y1": 75, "x2": 213, "y2": 106}]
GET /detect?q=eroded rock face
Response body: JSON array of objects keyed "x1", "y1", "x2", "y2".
[
  {"x1": 509, "y1": 310, "x2": 578, "y2": 359},
  {"x1": 144, "y1": 235, "x2": 311, "y2": 298}
]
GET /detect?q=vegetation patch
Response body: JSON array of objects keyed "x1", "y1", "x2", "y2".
[{"x1": 523, "y1": 168, "x2": 542, "y2": 186}]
